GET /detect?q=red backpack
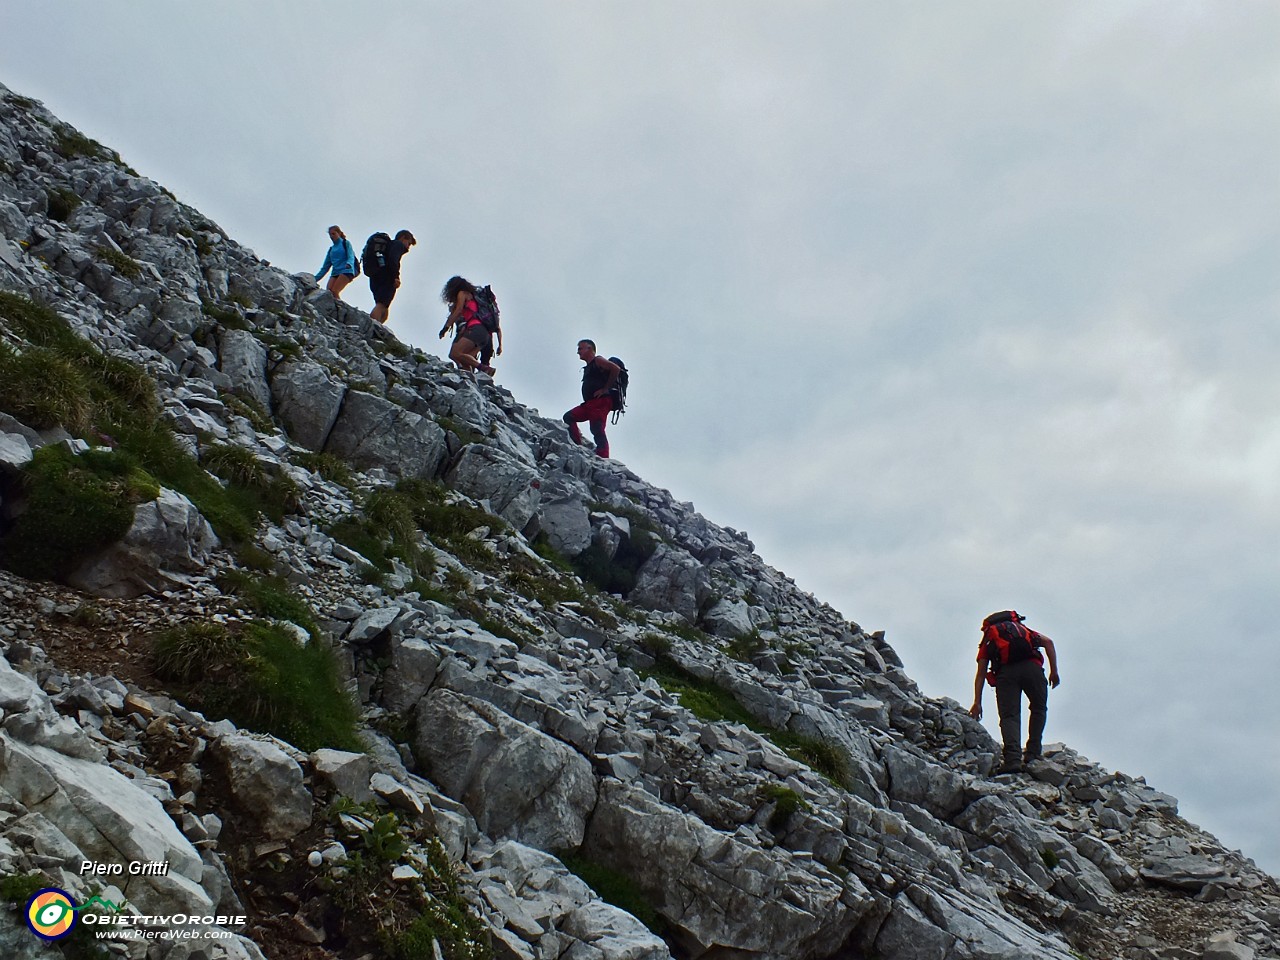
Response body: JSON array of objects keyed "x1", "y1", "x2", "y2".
[{"x1": 980, "y1": 611, "x2": 1042, "y2": 669}]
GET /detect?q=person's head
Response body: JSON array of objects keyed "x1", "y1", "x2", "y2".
[
  {"x1": 577, "y1": 339, "x2": 597, "y2": 361},
  {"x1": 441, "y1": 276, "x2": 476, "y2": 303},
  {"x1": 395, "y1": 230, "x2": 417, "y2": 250},
  {"x1": 328, "y1": 225, "x2": 343, "y2": 241}
]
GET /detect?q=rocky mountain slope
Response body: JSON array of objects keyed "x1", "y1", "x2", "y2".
[{"x1": 0, "y1": 81, "x2": 1276, "y2": 960}]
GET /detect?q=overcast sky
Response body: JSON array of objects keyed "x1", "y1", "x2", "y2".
[{"x1": 4, "y1": 2, "x2": 1277, "y2": 875}]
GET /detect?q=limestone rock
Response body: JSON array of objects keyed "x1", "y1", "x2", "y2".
[
  {"x1": 583, "y1": 779, "x2": 866, "y2": 957},
  {"x1": 629, "y1": 543, "x2": 712, "y2": 624},
  {"x1": 66, "y1": 486, "x2": 219, "y2": 599},
  {"x1": 0, "y1": 431, "x2": 33, "y2": 470},
  {"x1": 413, "y1": 689, "x2": 596, "y2": 851},
  {"x1": 213, "y1": 734, "x2": 313, "y2": 840},
  {"x1": 324, "y1": 388, "x2": 447, "y2": 479},
  {"x1": 536, "y1": 480, "x2": 593, "y2": 558},
  {"x1": 311, "y1": 748, "x2": 373, "y2": 803},
  {"x1": 0, "y1": 736, "x2": 212, "y2": 914},
  {"x1": 218, "y1": 327, "x2": 272, "y2": 411},
  {"x1": 445, "y1": 443, "x2": 542, "y2": 530},
  {"x1": 701, "y1": 597, "x2": 753, "y2": 638},
  {"x1": 270, "y1": 359, "x2": 346, "y2": 450}
]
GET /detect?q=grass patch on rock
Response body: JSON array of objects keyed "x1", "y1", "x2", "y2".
[
  {"x1": 200, "y1": 299, "x2": 249, "y2": 330},
  {"x1": 293, "y1": 450, "x2": 355, "y2": 489},
  {"x1": 643, "y1": 653, "x2": 854, "y2": 788},
  {"x1": 217, "y1": 570, "x2": 318, "y2": 636},
  {"x1": 315, "y1": 805, "x2": 492, "y2": 960},
  {"x1": 0, "y1": 445, "x2": 158, "y2": 581},
  {"x1": 53, "y1": 123, "x2": 106, "y2": 160},
  {"x1": 0, "y1": 293, "x2": 274, "y2": 547},
  {"x1": 94, "y1": 245, "x2": 142, "y2": 280},
  {"x1": 201, "y1": 442, "x2": 299, "y2": 522},
  {"x1": 558, "y1": 852, "x2": 663, "y2": 934},
  {"x1": 762, "y1": 783, "x2": 810, "y2": 831},
  {"x1": 330, "y1": 479, "x2": 505, "y2": 580},
  {"x1": 153, "y1": 620, "x2": 360, "y2": 752}
]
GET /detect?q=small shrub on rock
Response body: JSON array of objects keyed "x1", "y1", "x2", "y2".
[
  {"x1": 725, "y1": 630, "x2": 767, "y2": 663},
  {"x1": 0, "y1": 871, "x2": 47, "y2": 905},
  {"x1": 0, "y1": 446, "x2": 158, "y2": 582},
  {"x1": 762, "y1": 783, "x2": 810, "y2": 831},
  {"x1": 45, "y1": 186, "x2": 82, "y2": 222},
  {"x1": 319, "y1": 809, "x2": 492, "y2": 960}
]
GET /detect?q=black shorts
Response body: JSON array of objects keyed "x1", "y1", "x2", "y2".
[
  {"x1": 455, "y1": 322, "x2": 490, "y2": 351},
  {"x1": 369, "y1": 276, "x2": 397, "y2": 306}
]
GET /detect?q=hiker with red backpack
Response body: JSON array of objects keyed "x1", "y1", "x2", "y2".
[
  {"x1": 438, "y1": 276, "x2": 499, "y2": 375},
  {"x1": 563, "y1": 339, "x2": 624, "y2": 458},
  {"x1": 968, "y1": 610, "x2": 1061, "y2": 774}
]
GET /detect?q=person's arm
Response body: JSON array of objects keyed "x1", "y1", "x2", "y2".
[
  {"x1": 592, "y1": 356, "x2": 620, "y2": 397},
  {"x1": 1039, "y1": 636, "x2": 1060, "y2": 688},
  {"x1": 969, "y1": 660, "x2": 987, "y2": 719},
  {"x1": 495, "y1": 327, "x2": 503, "y2": 356},
  {"x1": 316, "y1": 246, "x2": 333, "y2": 280},
  {"x1": 440, "y1": 292, "x2": 467, "y2": 338}
]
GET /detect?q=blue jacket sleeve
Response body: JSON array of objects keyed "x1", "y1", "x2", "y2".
[{"x1": 316, "y1": 243, "x2": 336, "y2": 280}]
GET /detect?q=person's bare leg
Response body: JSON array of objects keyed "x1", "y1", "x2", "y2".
[
  {"x1": 449, "y1": 340, "x2": 481, "y2": 371},
  {"x1": 328, "y1": 274, "x2": 353, "y2": 299},
  {"x1": 371, "y1": 303, "x2": 388, "y2": 323}
]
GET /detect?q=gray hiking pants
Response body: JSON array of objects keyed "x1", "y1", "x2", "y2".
[{"x1": 994, "y1": 659, "x2": 1049, "y2": 760}]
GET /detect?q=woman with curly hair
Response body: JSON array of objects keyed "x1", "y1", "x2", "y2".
[{"x1": 438, "y1": 276, "x2": 493, "y2": 375}]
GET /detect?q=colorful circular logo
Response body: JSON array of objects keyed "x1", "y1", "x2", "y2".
[{"x1": 26, "y1": 888, "x2": 77, "y2": 941}]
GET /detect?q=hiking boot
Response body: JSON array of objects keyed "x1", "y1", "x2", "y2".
[
  {"x1": 1022, "y1": 750, "x2": 1042, "y2": 767},
  {"x1": 997, "y1": 758, "x2": 1023, "y2": 775},
  {"x1": 478, "y1": 364, "x2": 496, "y2": 376}
]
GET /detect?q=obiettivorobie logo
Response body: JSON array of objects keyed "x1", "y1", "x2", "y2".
[
  {"x1": 25, "y1": 889, "x2": 126, "y2": 941},
  {"x1": 22, "y1": 885, "x2": 246, "y2": 945}
]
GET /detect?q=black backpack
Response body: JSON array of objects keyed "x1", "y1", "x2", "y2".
[
  {"x1": 346, "y1": 238, "x2": 361, "y2": 278},
  {"x1": 473, "y1": 285, "x2": 500, "y2": 333},
  {"x1": 608, "y1": 357, "x2": 628, "y2": 423},
  {"x1": 361, "y1": 232, "x2": 391, "y2": 278}
]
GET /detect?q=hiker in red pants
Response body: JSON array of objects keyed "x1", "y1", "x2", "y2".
[{"x1": 563, "y1": 340, "x2": 620, "y2": 458}]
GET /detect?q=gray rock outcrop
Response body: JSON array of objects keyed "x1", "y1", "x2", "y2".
[{"x1": 0, "y1": 82, "x2": 1276, "y2": 960}]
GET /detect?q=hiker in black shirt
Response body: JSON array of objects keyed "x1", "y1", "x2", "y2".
[
  {"x1": 369, "y1": 230, "x2": 416, "y2": 324},
  {"x1": 563, "y1": 339, "x2": 620, "y2": 458}
]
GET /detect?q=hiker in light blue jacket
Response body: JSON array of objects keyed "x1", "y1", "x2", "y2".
[{"x1": 315, "y1": 225, "x2": 359, "y2": 299}]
